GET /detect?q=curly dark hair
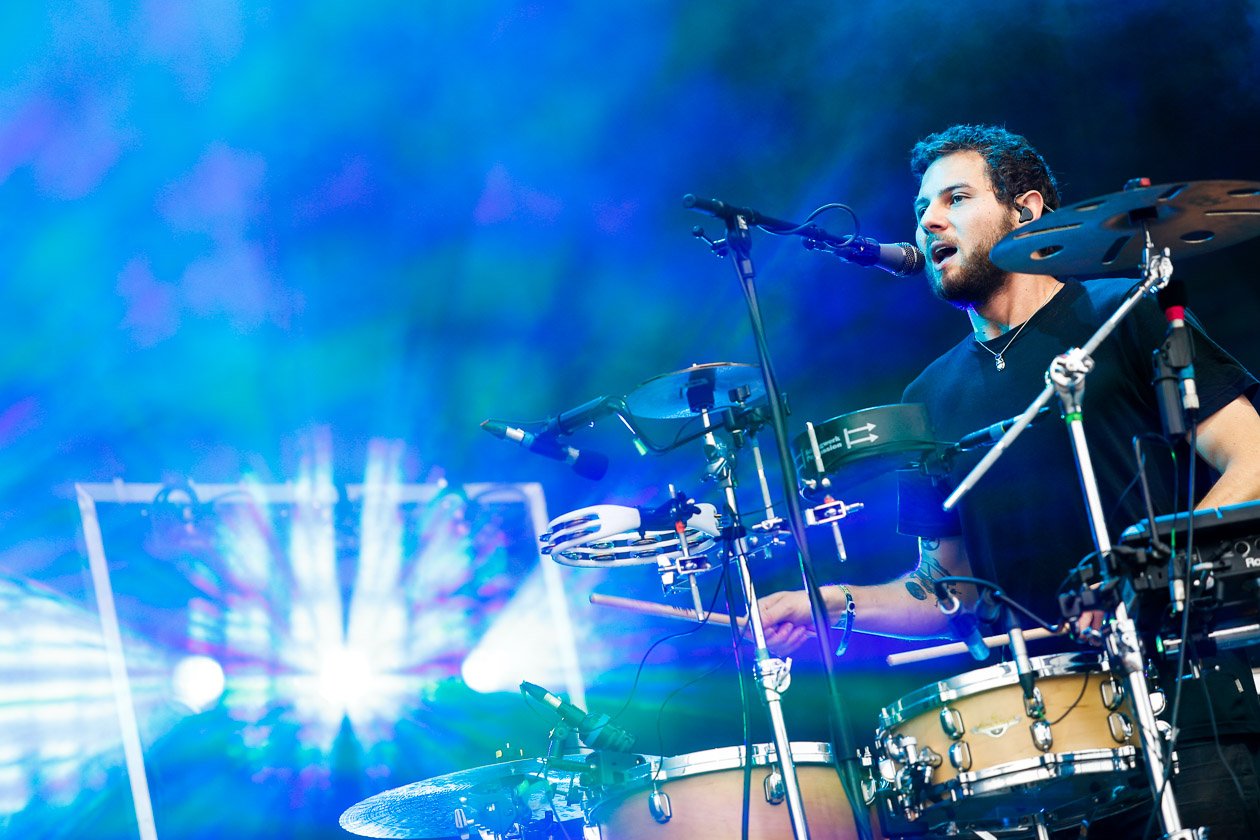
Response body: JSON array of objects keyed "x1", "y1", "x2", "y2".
[{"x1": 910, "y1": 124, "x2": 1061, "y2": 211}]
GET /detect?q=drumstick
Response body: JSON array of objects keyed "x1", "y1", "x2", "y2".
[
  {"x1": 593, "y1": 593, "x2": 1071, "y2": 665},
  {"x1": 885, "y1": 626, "x2": 1063, "y2": 666},
  {"x1": 589, "y1": 593, "x2": 746, "y2": 627}
]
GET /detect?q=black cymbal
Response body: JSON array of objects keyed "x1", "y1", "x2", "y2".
[
  {"x1": 991, "y1": 180, "x2": 1260, "y2": 276},
  {"x1": 624, "y1": 362, "x2": 764, "y2": 420},
  {"x1": 339, "y1": 757, "x2": 588, "y2": 838}
]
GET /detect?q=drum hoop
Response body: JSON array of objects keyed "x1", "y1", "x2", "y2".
[
  {"x1": 922, "y1": 747, "x2": 1143, "y2": 828},
  {"x1": 949, "y1": 745, "x2": 1140, "y2": 791},
  {"x1": 878, "y1": 652, "x2": 1106, "y2": 728},
  {"x1": 585, "y1": 741, "x2": 835, "y2": 822},
  {"x1": 616, "y1": 741, "x2": 834, "y2": 789},
  {"x1": 655, "y1": 741, "x2": 834, "y2": 780}
]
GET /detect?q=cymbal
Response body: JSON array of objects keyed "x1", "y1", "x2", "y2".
[
  {"x1": 990, "y1": 180, "x2": 1260, "y2": 276},
  {"x1": 624, "y1": 362, "x2": 764, "y2": 420},
  {"x1": 339, "y1": 756, "x2": 588, "y2": 838}
]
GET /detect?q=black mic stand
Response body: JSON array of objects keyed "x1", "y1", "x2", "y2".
[{"x1": 688, "y1": 199, "x2": 873, "y2": 840}]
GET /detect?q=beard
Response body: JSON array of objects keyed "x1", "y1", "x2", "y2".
[{"x1": 929, "y1": 218, "x2": 1015, "y2": 309}]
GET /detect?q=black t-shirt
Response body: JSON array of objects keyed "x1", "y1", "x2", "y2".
[{"x1": 897, "y1": 277, "x2": 1260, "y2": 738}]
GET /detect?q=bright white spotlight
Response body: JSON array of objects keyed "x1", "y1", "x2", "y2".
[
  {"x1": 460, "y1": 567, "x2": 582, "y2": 698},
  {"x1": 315, "y1": 645, "x2": 372, "y2": 720},
  {"x1": 171, "y1": 655, "x2": 225, "y2": 712}
]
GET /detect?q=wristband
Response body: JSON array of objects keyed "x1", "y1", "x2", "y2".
[{"x1": 832, "y1": 584, "x2": 856, "y2": 656}]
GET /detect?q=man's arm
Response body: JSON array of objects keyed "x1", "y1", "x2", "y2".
[
  {"x1": 1076, "y1": 394, "x2": 1260, "y2": 639},
  {"x1": 1194, "y1": 394, "x2": 1260, "y2": 509},
  {"x1": 759, "y1": 535, "x2": 973, "y2": 654}
]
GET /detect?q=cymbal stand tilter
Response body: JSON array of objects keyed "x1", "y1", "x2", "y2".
[
  {"x1": 687, "y1": 197, "x2": 874, "y2": 840},
  {"x1": 945, "y1": 229, "x2": 1202, "y2": 839},
  {"x1": 650, "y1": 484, "x2": 715, "y2": 619}
]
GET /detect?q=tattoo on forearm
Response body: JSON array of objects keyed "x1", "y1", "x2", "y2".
[{"x1": 904, "y1": 550, "x2": 956, "y2": 604}]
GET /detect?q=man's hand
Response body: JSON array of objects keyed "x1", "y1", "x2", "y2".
[
  {"x1": 1075, "y1": 609, "x2": 1105, "y2": 645},
  {"x1": 757, "y1": 588, "x2": 822, "y2": 654}
]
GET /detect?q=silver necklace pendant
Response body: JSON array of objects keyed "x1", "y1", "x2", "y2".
[{"x1": 995, "y1": 355, "x2": 1006, "y2": 371}]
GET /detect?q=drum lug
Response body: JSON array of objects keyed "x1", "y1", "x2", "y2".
[
  {"x1": 1108, "y1": 711, "x2": 1134, "y2": 743},
  {"x1": 763, "y1": 768, "x2": 785, "y2": 805},
  {"x1": 1100, "y1": 677, "x2": 1126, "y2": 711},
  {"x1": 1148, "y1": 689, "x2": 1166, "y2": 716},
  {"x1": 647, "y1": 788, "x2": 672, "y2": 824},
  {"x1": 948, "y1": 741, "x2": 972, "y2": 772},
  {"x1": 1030, "y1": 718, "x2": 1053, "y2": 752},
  {"x1": 939, "y1": 706, "x2": 965, "y2": 740}
]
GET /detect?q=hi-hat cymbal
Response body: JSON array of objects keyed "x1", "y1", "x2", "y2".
[
  {"x1": 339, "y1": 757, "x2": 588, "y2": 838},
  {"x1": 624, "y1": 362, "x2": 764, "y2": 420},
  {"x1": 991, "y1": 180, "x2": 1260, "y2": 276}
]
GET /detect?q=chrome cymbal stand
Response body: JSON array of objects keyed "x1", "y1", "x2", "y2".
[
  {"x1": 695, "y1": 404, "x2": 813, "y2": 840},
  {"x1": 946, "y1": 231, "x2": 1202, "y2": 839}
]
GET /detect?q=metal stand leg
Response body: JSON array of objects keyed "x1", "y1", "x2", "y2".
[{"x1": 1049, "y1": 352, "x2": 1204, "y2": 840}]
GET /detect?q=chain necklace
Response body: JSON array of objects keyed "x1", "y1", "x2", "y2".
[{"x1": 974, "y1": 285, "x2": 1058, "y2": 372}]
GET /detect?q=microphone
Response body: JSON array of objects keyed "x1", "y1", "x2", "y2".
[
  {"x1": 682, "y1": 194, "x2": 923, "y2": 276},
  {"x1": 541, "y1": 395, "x2": 616, "y2": 437},
  {"x1": 1155, "y1": 279, "x2": 1198, "y2": 425},
  {"x1": 934, "y1": 581, "x2": 990, "y2": 661},
  {"x1": 953, "y1": 406, "x2": 1054, "y2": 452},
  {"x1": 520, "y1": 681, "x2": 635, "y2": 752},
  {"x1": 809, "y1": 235, "x2": 926, "y2": 277},
  {"x1": 480, "y1": 421, "x2": 609, "y2": 480}
]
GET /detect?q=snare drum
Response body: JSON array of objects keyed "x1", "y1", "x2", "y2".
[
  {"x1": 876, "y1": 652, "x2": 1148, "y2": 835},
  {"x1": 589, "y1": 742, "x2": 877, "y2": 839}
]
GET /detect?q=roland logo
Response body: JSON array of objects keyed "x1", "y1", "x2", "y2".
[{"x1": 1246, "y1": 556, "x2": 1260, "y2": 569}]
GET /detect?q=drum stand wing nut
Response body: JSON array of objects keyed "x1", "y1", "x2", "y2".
[
  {"x1": 891, "y1": 735, "x2": 942, "y2": 794},
  {"x1": 1145, "y1": 244, "x2": 1174, "y2": 289},
  {"x1": 755, "y1": 655, "x2": 793, "y2": 696},
  {"x1": 1047, "y1": 347, "x2": 1095, "y2": 398}
]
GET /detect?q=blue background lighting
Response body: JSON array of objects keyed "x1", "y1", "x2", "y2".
[{"x1": 2, "y1": 1, "x2": 1259, "y2": 837}]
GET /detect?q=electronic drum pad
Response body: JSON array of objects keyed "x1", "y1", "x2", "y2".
[{"x1": 793, "y1": 403, "x2": 937, "y2": 497}]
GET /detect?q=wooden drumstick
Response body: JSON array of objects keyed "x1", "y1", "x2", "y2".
[
  {"x1": 589, "y1": 593, "x2": 746, "y2": 627},
  {"x1": 885, "y1": 626, "x2": 1064, "y2": 666}
]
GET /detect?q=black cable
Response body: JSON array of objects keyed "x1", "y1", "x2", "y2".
[
  {"x1": 1047, "y1": 671, "x2": 1092, "y2": 727},
  {"x1": 607, "y1": 578, "x2": 727, "y2": 725},
  {"x1": 758, "y1": 202, "x2": 859, "y2": 239},
  {"x1": 652, "y1": 656, "x2": 732, "y2": 781},
  {"x1": 936, "y1": 574, "x2": 1064, "y2": 632}
]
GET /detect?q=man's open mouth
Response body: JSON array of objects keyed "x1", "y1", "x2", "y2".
[{"x1": 931, "y1": 242, "x2": 958, "y2": 266}]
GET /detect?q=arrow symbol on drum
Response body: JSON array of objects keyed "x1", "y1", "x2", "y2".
[{"x1": 843, "y1": 423, "x2": 879, "y2": 447}]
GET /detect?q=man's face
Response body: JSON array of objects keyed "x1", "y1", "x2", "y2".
[{"x1": 913, "y1": 151, "x2": 1018, "y2": 309}]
